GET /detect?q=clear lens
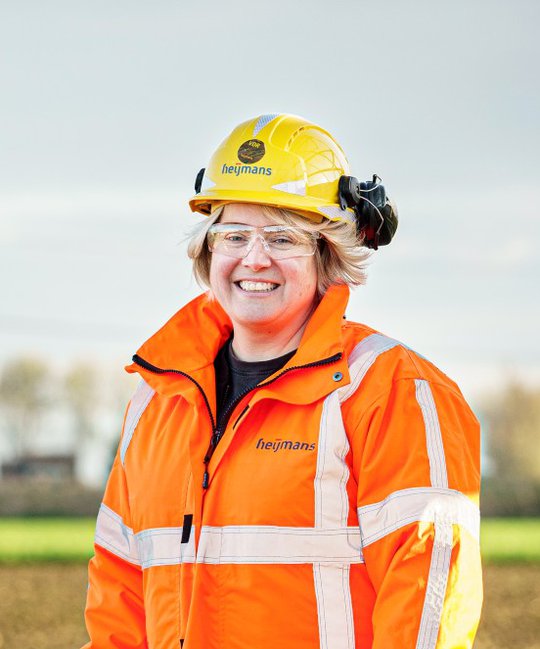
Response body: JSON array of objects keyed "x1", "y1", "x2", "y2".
[{"x1": 207, "y1": 224, "x2": 319, "y2": 259}]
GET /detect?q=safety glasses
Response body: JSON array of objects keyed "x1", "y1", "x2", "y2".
[{"x1": 207, "y1": 224, "x2": 320, "y2": 260}]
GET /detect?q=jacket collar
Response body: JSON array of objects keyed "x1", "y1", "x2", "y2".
[{"x1": 126, "y1": 284, "x2": 351, "y2": 397}]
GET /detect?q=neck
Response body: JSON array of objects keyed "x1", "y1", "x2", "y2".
[{"x1": 230, "y1": 310, "x2": 314, "y2": 362}]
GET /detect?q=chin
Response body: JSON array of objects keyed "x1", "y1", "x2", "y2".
[{"x1": 232, "y1": 307, "x2": 283, "y2": 327}]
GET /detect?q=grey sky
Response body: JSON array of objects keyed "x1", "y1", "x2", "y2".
[{"x1": 1, "y1": 0, "x2": 539, "y2": 405}]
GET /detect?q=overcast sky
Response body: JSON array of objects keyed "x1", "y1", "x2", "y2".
[{"x1": 1, "y1": 0, "x2": 539, "y2": 408}]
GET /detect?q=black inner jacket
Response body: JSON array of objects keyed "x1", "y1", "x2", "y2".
[{"x1": 213, "y1": 337, "x2": 296, "y2": 431}]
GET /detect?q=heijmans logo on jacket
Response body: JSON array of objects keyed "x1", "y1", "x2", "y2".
[{"x1": 256, "y1": 437, "x2": 316, "y2": 453}]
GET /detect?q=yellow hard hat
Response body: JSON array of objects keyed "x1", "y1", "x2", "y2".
[{"x1": 189, "y1": 113, "x2": 356, "y2": 225}]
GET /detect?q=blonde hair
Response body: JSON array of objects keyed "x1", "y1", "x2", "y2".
[{"x1": 187, "y1": 204, "x2": 370, "y2": 298}]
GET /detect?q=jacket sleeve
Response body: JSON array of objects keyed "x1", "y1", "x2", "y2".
[
  {"x1": 81, "y1": 402, "x2": 147, "y2": 649},
  {"x1": 353, "y1": 377, "x2": 482, "y2": 649}
]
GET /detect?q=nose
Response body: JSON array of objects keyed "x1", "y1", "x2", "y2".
[{"x1": 241, "y1": 234, "x2": 272, "y2": 270}]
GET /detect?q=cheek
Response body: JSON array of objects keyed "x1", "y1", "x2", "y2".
[
  {"x1": 286, "y1": 260, "x2": 318, "y2": 297},
  {"x1": 208, "y1": 260, "x2": 218, "y2": 288},
  {"x1": 209, "y1": 256, "x2": 235, "y2": 291}
]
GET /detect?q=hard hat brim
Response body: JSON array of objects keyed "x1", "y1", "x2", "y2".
[{"x1": 189, "y1": 189, "x2": 355, "y2": 225}]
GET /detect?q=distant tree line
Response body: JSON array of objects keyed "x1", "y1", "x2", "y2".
[
  {"x1": 0, "y1": 355, "x2": 539, "y2": 516},
  {"x1": 0, "y1": 355, "x2": 133, "y2": 471},
  {"x1": 480, "y1": 382, "x2": 540, "y2": 516},
  {"x1": 0, "y1": 355, "x2": 136, "y2": 516}
]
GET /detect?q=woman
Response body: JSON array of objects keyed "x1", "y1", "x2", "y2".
[{"x1": 83, "y1": 114, "x2": 482, "y2": 649}]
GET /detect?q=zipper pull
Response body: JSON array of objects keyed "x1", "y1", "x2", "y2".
[
  {"x1": 202, "y1": 428, "x2": 222, "y2": 489},
  {"x1": 201, "y1": 423, "x2": 232, "y2": 489}
]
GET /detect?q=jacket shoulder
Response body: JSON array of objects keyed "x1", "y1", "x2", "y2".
[{"x1": 340, "y1": 320, "x2": 463, "y2": 398}]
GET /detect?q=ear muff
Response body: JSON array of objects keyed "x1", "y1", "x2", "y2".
[
  {"x1": 338, "y1": 174, "x2": 398, "y2": 250},
  {"x1": 194, "y1": 168, "x2": 205, "y2": 194}
]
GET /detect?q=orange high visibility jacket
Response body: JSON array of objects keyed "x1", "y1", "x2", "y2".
[{"x1": 83, "y1": 284, "x2": 482, "y2": 649}]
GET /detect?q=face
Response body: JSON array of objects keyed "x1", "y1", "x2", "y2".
[{"x1": 208, "y1": 203, "x2": 319, "y2": 336}]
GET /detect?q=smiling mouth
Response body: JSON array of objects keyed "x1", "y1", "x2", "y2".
[{"x1": 235, "y1": 280, "x2": 279, "y2": 292}]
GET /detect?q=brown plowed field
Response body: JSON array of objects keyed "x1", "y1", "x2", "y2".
[{"x1": 0, "y1": 564, "x2": 538, "y2": 648}]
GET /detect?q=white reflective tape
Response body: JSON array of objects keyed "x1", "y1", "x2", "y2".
[
  {"x1": 415, "y1": 379, "x2": 448, "y2": 489},
  {"x1": 313, "y1": 563, "x2": 355, "y2": 649},
  {"x1": 95, "y1": 504, "x2": 196, "y2": 569},
  {"x1": 137, "y1": 524, "x2": 196, "y2": 569},
  {"x1": 196, "y1": 526, "x2": 364, "y2": 565},
  {"x1": 253, "y1": 113, "x2": 279, "y2": 136},
  {"x1": 271, "y1": 179, "x2": 307, "y2": 196},
  {"x1": 317, "y1": 206, "x2": 356, "y2": 224},
  {"x1": 313, "y1": 391, "x2": 356, "y2": 646},
  {"x1": 416, "y1": 519, "x2": 453, "y2": 649},
  {"x1": 314, "y1": 390, "x2": 350, "y2": 528},
  {"x1": 358, "y1": 487, "x2": 480, "y2": 547},
  {"x1": 95, "y1": 503, "x2": 140, "y2": 565},
  {"x1": 96, "y1": 510, "x2": 363, "y2": 568},
  {"x1": 338, "y1": 333, "x2": 401, "y2": 403},
  {"x1": 313, "y1": 361, "x2": 361, "y2": 645},
  {"x1": 201, "y1": 175, "x2": 216, "y2": 192},
  {"x1": 121, "y1": 379, "x2": 155, "y2": 465}
]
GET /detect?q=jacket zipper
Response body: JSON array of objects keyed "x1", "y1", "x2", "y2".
[
  {"x1": 132, "y1": 351, "x2": 343, "y2": 489},
  {"x1": 132, "y1": 354, "x2": 217, "y2": 431},
  {"x1": 202, "y1": 352, "x2": 342, "y2": 488}
]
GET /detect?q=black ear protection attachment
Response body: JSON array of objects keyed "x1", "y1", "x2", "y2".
[
  {"x1": 194, "y1": 168, "x2": 205, "y2": 193},
  {"x1": 338, "y1": 174, "x2": 398, "y2": 250}
]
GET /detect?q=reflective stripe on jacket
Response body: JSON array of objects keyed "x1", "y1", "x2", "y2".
[{"x1": 82, "y1": 284, "x2": 482, "y2": 649}]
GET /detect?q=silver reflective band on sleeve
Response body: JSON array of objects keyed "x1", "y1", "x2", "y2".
[
  {"x1": 416, "y1": 519, "x2": 453, "y2": 649},
  {"x1": 415, "y1": 379, "x2": 448, "y2": 489},
  {"x1": 338, "y1": 334, "x2": 401, "y2": 403},
  {"x1": 121, "y1": 379, "x2": 155, "y2": 465},
  {"x1": 95, "y1": 503, "x2": 140, "y2": 565},
  {"x1": 196, "y1": 526, "x2": 363, "y2": 565},
  {"x1": 357, "y1": 487, "x2": 480, "y2": 548}
]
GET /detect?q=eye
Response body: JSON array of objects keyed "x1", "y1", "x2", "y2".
[
  {"x1": 224, "y1": 232, "x2": 249, "y2": 245},
  {"x1": 267, "y1": 233, "x2": 298, "y2": 248},
  {"x1": 272, "y1": 235, "x2": 294, "y2": 245}
]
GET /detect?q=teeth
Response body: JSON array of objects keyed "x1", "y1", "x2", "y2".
[{"x1": 238, "y1": 281, "x2": 278, "y2": 292}]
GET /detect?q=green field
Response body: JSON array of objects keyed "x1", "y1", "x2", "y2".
[
  {"x1": 0, "y1": 517, "x2": 539, "y2": 563},
  {"x1": 0, "y1": 518, "x2": 96, "y2": 562},
  {"x1": 480, "y1": 518, "x2": 540, "y2": 563}
]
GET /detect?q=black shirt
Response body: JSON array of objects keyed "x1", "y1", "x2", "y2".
[{"x1": 214, "y1": 338, "x2": 296, "y2": 431}]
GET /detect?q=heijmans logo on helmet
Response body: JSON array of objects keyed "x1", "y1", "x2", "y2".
[
  {"x1": 238, "y1": 139, "x2": 266, "y2": 163},
  {"x1": 221, "y1": 163, "x2": 272, "y2": 177}
]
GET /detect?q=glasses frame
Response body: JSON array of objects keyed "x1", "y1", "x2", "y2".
[{"x1": 207, "y1": 223, "x2": 320, "y2": 260}]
